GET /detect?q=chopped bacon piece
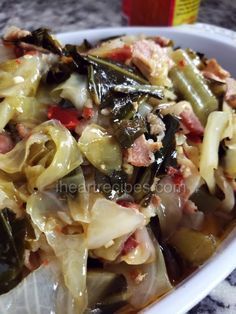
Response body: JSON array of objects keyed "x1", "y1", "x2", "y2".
[
  {"x1": 167, "y1": 166, "x2": 179, "y2": 176},
  {"x1": 14, "y1": 46, "x2": 24, "y2": 58},
  {"x1": 24, "y1": 49, "x2": 39, "y2": 56},
  {"x1": 180, "y1": 109, "x2": 204, "y2": 136},
  {"x1": 16, "y1": 123, "x2": 30, "y2": 139},
  {"x1": 154, "y1": 36, "x2": 171, "y2": 47},
  {"x1": 225, "y1": 77, "x2": 236, "y2": 108},
  {"x1": 167, "y1": 166, "x2": 185, "y2": 189},
  {"x1": 82, "y1": 107, "x2": 94, "y2": 119},
  {"x1": 186, "y1": 134, "x2": 202, "y2": 144},
  {"x1": 202, "y1": 58, "x2": 230, "y2": 81},
  {"x1": 106, "y1": 45, "x2": 132, "y2": 62},
  {"x1": 15, "y1": 58, "x2": 22, "y2": 65},
  {"x1": 183, "y1": 200, "x2": 198, "y2": 215},
  {"x1": 121, "y1": 235, "x2": 138, "y2": 255},
  {"x1": 202, "y1": 71, "x2": 225, "y2": 83},
  {"x1": 127, "y1": 135, "x2": 155, "y2": 167},
  {"x1": 0, "y1": 133, "x2": 14, "y2": 154},
  {"x1": 178, "y1": 59, "x2": 186, "y2": 68},
  {"x1": 24, "y1": 250, "x2": 41, "y2": 271},
  {"x1": 150, "y1": 194, "x2": 161, "y2": 207},
  {"x1": 117, "y1": 200, "x2": 140, "y2": 210}
]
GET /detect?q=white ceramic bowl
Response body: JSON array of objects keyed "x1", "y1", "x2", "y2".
[{"x1": 58, "y1": 24, "x2": 236, "y2": 314}]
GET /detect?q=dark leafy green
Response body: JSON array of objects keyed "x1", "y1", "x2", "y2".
[
  {"x1": 64, "y1": 44, "x2": 89, "y2": 74},
  {"x1": 22, "y1": 28, "x2": 63, "y2": 55},
  {"x1": 190, "y1": 185, "x2": 221, "y2": 212},
  {"x1": 87, "y1": 270, "x2": 128, "y2": 313},
  {"x1": 149, "y1": 219, "x2": 184, "y2": 283},
  {"x1": 97, "y1": 34, "x2": 125, "y2": 44},
  {"x1": 87, "y1": 55, "x2": 147, "y2": 84},
  {"x1": 95, "y1": 170, "x2": 128, "y2": 199},
  {"x1": 155, "y1": 114, "x2": 180, "y2": 173},
  {"x1": 111, "y1": 94, "x2": 135, "y2": 121},
  {"x1": 46, "y1": 62, "x2": 72, "y2": 84},
  {"x1": 87, "y1": 56, "x2": 146, "y2": 107},
  {"x1": 132, "y1": 162, "x2": 161, "y2": 203},
  {"x1": 113, "y1": 114, "x2": 147, "y2": 149},
  {"x1": 88, "y1": 64, "x2": 101, "y2": 106},
  {"x1": 76, "y1": 39, "x2": 93, "y2": 53},
  {"x1": 0, "y1": 208, "x2": 26, "y2": 294},
  {"x1": 133, "y1": 114, "x2": 180, "y2": 202},
  {"x1": 113, "y1": 84, "x2": 164, "y2": 99},
  {"x1": 58, "y1": 99, "x2": 75, "y2": 109}
]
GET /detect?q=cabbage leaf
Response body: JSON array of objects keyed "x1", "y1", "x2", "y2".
[
  {"x1": 87, "y1": 198, "x2": 145, "y2": 249},
  {"x1": 0, "y1": 120, "x2": 83, "y2": 190},
  {"x1": 27, "y1": 192, "x2": 88, "y2": 312},
  {"x1": 51, "y1": 73, "x2": 90, "y2": 110},
  {"x1": 0, "y1": 261, "x2": 79, "y2": 314},
  {"x1": 200, "y1": 111, "x2": 229, "y2": 194}
]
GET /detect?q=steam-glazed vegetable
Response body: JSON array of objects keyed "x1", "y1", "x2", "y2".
[
  {"x1": 51, "y1": 73, "x2": 90, "y2": 110},
  {"x1": 0, "y1": 27, "x2": 235, "y2": 314},
  {"x1": 170, "y1": 228, "x2": 218, "y2": 266},
  {"x1": 200, "y1": 111, "x2": 229, "y2": 193},
  {"x1": 170, "y1": 49, "x2": 218, "y2": 125},
  {"x1": 87, "y1": 198, "x2": 145, "y2": 249},
  {"x1": 78, "y1": 124, "x2": 122, "y2": 174}
]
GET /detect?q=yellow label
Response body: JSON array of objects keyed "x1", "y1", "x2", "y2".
[{"x1": 173, "y1": 0, "x2": 201, "y2": 26}]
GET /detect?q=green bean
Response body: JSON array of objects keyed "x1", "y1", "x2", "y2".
[{"x1": 169, "y1": 49, "x2": 218, "y2": 125}]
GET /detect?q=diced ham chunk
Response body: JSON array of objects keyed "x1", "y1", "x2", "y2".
[
  {"x1": 202, "y1": 71, "x2": 225, "y2": 83},
  {"x1": 127, "y1": 135, "x2": 158, "y2": 167},
  {"x1": 160, "y1": 101, "x2": 204, "y2": 137},
  {"x1": 183, "y1": 200, "x2": 198, "y2": 215},
  {"x1": 202, "y1": 58, "x2": 230, "y2": 81},
  {"x1": 132, "y1": 39, "x2": 173, "y2": 85},
  {"x1": 225, "y1": 77, "x2": 236, "y2": 108},
  {"x1": 0, "y1": 133, "x2": 14, "y2": 154},
  {"x1": 16, "y1": 123, "x2": 31, "y2": 139},
  {"x1": 180, "y1": 108, "x2": 204, "y2": 136}
]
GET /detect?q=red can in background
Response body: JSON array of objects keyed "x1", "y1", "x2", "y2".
[{"x1": 122, "y1": 0, "x2": 201, "y2": 26}]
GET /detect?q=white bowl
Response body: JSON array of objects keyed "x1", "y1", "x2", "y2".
[{"x1": 58, "y1": 24, "x2": 236, "y2": 314}]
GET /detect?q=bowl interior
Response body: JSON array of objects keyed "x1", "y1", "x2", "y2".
[{"x1": 58, "y1": 26, "x2": 236, "y2": 314}]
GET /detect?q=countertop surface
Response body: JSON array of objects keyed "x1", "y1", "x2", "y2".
[{"x1": 0, "y1": 0, "x2": 235, "y2": 313}]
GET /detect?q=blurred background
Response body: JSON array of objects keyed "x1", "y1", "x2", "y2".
[{"x1": 0, "y1": 0, "x2": 236, "y2": 33}]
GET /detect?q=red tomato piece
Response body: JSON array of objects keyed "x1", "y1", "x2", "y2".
[{"x1": 47, "y1": 105, "x2": 79, "y2": 130}]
